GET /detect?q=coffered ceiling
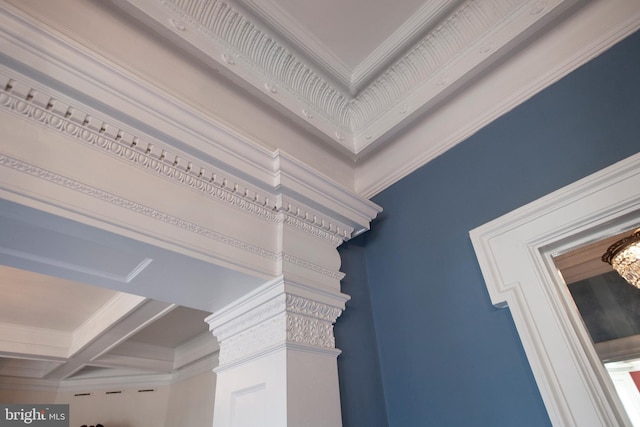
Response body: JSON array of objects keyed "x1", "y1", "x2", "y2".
[
  {"x1": 0, "y1": 263, "x2": 219, "y2": 391},
  {"x1": 0, "y1": 199, "x2": 258, "y2": 391}
]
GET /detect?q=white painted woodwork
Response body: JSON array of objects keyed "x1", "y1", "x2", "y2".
[
  {"x1": 116, "y1": 0, "x2": 581, "y2": 153},
  {"x1": 471, "y1": 153, "x2": 640, "y2": 426},
  {"x1": 0, "y1": 4, "x2": 378, "y2": 423},
  {"x1": 1, "y1": 0, "x2": 639, "y2": 423},
  {"x1": 2, "y1": 0, "x2": 637, "y2": 196},
  {"x1": 207, "y1": 276, "x2": 348, "y2": 427},
  {"x1": 356, "y1": 0, "x2": 640, "y2": 197}
]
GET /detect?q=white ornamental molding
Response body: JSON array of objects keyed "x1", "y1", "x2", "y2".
[
  {"x1": 0, "y1": 154, "x2": 279, "y2": 262},
  {"x1": 277, "y1": 253, "x2": 346, "y2": 281},
  {"x1": 285, "y1": 294, "x2": 343, "y2": 322},
  {"x1": 0, "y1": 153, "x2": 347, "y2": 280},
  {"x1": 119, "y1": 0, "x2": 577, "y2": 153},
  {"x1": 0, "y1": 71, "x2": 359, "y2": 247},
  {"x1": 286, "y1": 313, "x2": 336, "y2": 348},
  {"x1": 209, "y1": 283, "x2": 345, "y2": 368},
  {"x1": 212, "y1": 294, "x2": 288, "y2": 342},
  {"x1": 281, "y1": 212, "x2": 349, "y2": 245}
]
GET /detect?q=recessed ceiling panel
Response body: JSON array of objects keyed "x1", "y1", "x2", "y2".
[
  {"x1": 0, "y1": 265, "x2": 117, "y2": 331},
  {"x1": 0, "y1": 214, "x2": 152, "y2": 284},
  {"x1": 128, "y1": 306, "x2": 211, "y2": 348}
]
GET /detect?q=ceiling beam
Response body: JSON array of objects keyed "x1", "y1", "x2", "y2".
[{"x1": 44, "y1": 300, "x2": 175, "y2": 380}]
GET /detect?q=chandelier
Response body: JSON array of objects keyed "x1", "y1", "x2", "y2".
[{"x1": 602, "y1": 228, "x2": 640, "y2": 289}]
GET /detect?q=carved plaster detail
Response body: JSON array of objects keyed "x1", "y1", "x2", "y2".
[
  {"x1": 278, "y1": 253, "x2": 345, "y2": 281},
  {"x1": 350, "y1": 0, "x2": 524, "y2": 129},
  {"x1": 218, "y1": 314, "x2": 287, "y2": 365},
  {"x1": 162, "y1": 0, "x2": 351, "y2": 130},
  {"x1": 0, "y1": 154, "x2": 279, "y2": 261},
  {"x1": 287, "y1": 314, "x2": 335, "y2": 348},
  {"x1": 0, "y1": 79, "x2": 279, "y2": 220},
  {"x1": 285, "y1": 294, "x2": 342, "y2": 323},
  {"x1": 159, "y1": 0, "x2": 528, "y2": 138},
  {"x1": 280, "y1": 211, "x2": 349, "y2": 244},
  {"x1": 0, "y1": 76, "x2": 354, "y2": 250},
  {"x1": 212, "y1": 294, "x2": 287, "y2": 341},
  {"x1": 212, "y1": 292, "x2": 343, "y2": 366}
]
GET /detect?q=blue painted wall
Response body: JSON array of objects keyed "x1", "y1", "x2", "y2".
[
  {"x1": 336, "y1": 30, "x2": 640, "y2": 427},
  {"x1": 336, "y1": 237, "x2": 389, "y2": 427}
]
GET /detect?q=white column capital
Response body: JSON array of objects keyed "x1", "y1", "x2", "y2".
[
  {"x1": 207, "y1": 277, "x2": 349, "y2": 426},
  {"x1": 206, "y1": 276, "x2": 349, "y2": 369}
]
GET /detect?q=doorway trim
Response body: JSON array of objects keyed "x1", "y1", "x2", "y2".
[{"x1": 470, "y1": 152, "x2": 640, "y2": 426}]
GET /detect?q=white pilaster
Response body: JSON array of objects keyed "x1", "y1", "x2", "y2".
[{"x1": 206, "y1": 276, "x2": 349, "y2": 427}]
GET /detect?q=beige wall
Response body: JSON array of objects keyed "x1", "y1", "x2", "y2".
[
  {"x1": 0, "y1": 389, "x2": 58, "y2": 403},
  {"x1": 0, "y1": 371, "x2": 215, "y2": 427},
  {"x1": 57, "y1": 385, "x2": 171, "y2": 427},
  {"x1": 165, "y1": 371, "x2": 216, "y2": 427}
]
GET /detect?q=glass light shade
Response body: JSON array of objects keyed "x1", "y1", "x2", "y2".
[{"x1": 602, "y1": 229, "x2": 640, "y2": 289}]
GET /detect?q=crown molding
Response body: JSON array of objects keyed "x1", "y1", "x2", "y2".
[
  {"x1": 0, "y1": 4, "x2": 380, "y2": 237},
  {"x1": 93, "y1": 353, "x2": 175, "y2": 373},
  {"x1": 0, "y1": 323, "x2": 71, "y2": 359},
  {"x1": 232, "y1": 0, "x2": 354, "y2": 91},
  {"x1": 174, "y1": 332, "x2": 220, "y2": 370},
  {"x1": 350, "y1": 0, "x2": 457, "y2": 91},
  {"x1": 116, "y1": 0, "x2": 579, "y2": 154},
  {"x1": 356, "y1": 0, "x2": 640, "y2": 198},
  {"x1": 0, "y1": 353, "x2": 218, "y2": 393},
  {"x1": 234, "y1": 0, "x2": 457, "y2": 94},
  {"x1": 0, "y1": 359, "x2": 62, "y2": 379},
  {"x1": 0, "y1": 76, "x2": 377, "y2": 247}
]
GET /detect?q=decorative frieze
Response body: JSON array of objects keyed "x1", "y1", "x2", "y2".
[
  {"x1": 285, "y1": 294, "x2": 343, "y2": 322},
  {"x1": 208, "y1": 281, "x2": 345, "y2": 368},
  {"x1": 0, "y1": 154, "x2": 279, "y2": 261},
  {"x1": 278, "y1": 253, "x2": 345, "y2": 281},
  {"x1": 0, "y1": 73, "x2": 357, "y2": 246},
  {"x1": 0, "y1": 154, "x2": 347, "y2": 280},
  {"x1": 286, "y1": 313, "x2": 336, "y2": 348}
]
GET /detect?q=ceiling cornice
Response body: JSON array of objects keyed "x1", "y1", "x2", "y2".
[
  {"x1": 0, "y1": 354, "x2": 219, "y2": 393},
  {"x1": 116, "y1": 0, "x2": 579, "y2": 154},
  {"x1": 0, "y1": 10, "x2": 380, "y2": 240},
  {"x1": 233, "y1": 0, "x2": 459, "y2": 94},
  {"x1": 355, "y1": 0, "x2": 640, "y2": 197},
  {"x1": 4, "y1": 0, "x2": 381, "y2": 222}
]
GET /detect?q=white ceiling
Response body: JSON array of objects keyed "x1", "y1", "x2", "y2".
[
  {"x1": 0, "y1": 265, "x2": 116, "y2": 332},
  {"x1": 0, "y1": 198, "x2": 259, "y2": 391},
  {"x1": 1, "y1": 0, "x2": 639, "y2": 391},
  {"x1": 0, "y1": 263, "x2": 217, "y2": 388}
]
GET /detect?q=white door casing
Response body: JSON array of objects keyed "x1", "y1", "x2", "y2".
[{"x1": 471, "y1": 153, "x2": 640, "y2": 426}]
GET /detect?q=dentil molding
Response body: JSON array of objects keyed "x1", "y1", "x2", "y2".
[
  {"x1": 0, "y1": 3, "x2": 381, "y2": 235},
  {"x1": 0, "y1": 66, "x2": 378, "y2": 248}
]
